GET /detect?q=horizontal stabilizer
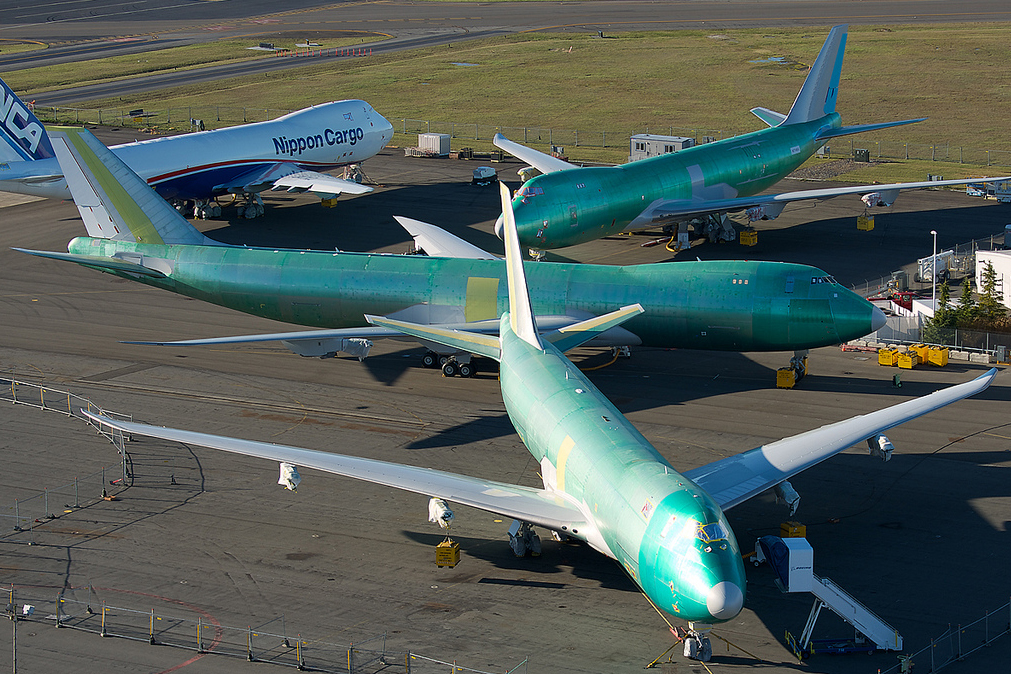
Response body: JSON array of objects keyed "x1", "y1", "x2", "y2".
[
  {"x1": 83, "y1": 411, "x2": 586, "y2": 532},
  {"x1": 685, "y1": 368, "x2": 996, "y2": 510},
  {"x1": 366, "y1": 315, "x2": 502, "y2": 361},
  {"x1": 493, "y1": 133, "x2": 574, "y2": 175},
  {"x1": 12, "y1": 247, "x2": 168, "y2": 278},
  {"x1": 394, "y1": 216, "x2": 498, "y2": 259},
  {"x1": 817, "y1": 118, "x2": 926, "y2": 140},
  {"x1": 750, "y1": 107, "x2": 787, "y2": 128},
  {"x1": 543, "y1": 304, "x2": 644, "y2": 353}
]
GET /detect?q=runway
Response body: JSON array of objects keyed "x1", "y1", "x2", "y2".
[
  {"x1": 4, "y1": 0, "x2": 1011, "y2": 105},
  {"x1": 0, "y1": 139, "x2": 1008, "y2": 672}
]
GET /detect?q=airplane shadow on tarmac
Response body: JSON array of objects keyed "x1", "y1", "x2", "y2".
[{"x1": 401, "y1": 530, "x2": 641, "y2": 594}]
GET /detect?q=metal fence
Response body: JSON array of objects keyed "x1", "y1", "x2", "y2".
[
  {"x1": 25, "y1": 103, "x2": 1011, "y2": 166},
  {"x1": 5, "y1": 585, "x2": 527, "y2": 674},
  {"x1": 0, "y1": 375, "x2": 134, "y2": 544},
  {"x1": 876, "y1": 599, "x2": 1010, "y2": 674}
]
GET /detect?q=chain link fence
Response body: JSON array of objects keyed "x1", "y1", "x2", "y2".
[
  {"x1": 5, "y1": 585, "x2": 527, "y2": 674},
  {"x1": 0, "y1": 374, "x2": 133, "y2": 544},
  {"x1": 875, "y1": 599, "x2": 1010, "y2": 674},
  {"x1": 26, "y1": 103, "x2": 1011, "y2": 166}
]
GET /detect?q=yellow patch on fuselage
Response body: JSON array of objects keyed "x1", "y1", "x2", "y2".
[
  {"x1": 465, "y1": 277, "x2": 499, "y2": 322},
  {"x1": 556, "y1": 435, "x2": 575, "y2": 492}
]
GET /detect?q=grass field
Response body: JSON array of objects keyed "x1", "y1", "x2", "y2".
[{"x1": 7, "y1": 25, "x2": 1011, "y2": 176}]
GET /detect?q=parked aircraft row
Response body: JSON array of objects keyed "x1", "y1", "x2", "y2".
[{"x1": 8, "y1": 24, "x2": 1001, "y2": 664}]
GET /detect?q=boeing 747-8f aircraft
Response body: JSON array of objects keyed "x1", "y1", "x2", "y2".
[
  {"x1": 493, "y1": 25, "x2": 1009, "y2": 251},
  {"x1": 0, "y1": 76, "x2": 393, "y2": 218}
]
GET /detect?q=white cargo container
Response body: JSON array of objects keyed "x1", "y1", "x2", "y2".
[{"x1": 418, "y1": 133, "x2": 451, "y2": 156}]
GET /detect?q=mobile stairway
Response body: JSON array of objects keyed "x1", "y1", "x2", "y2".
[{"x1": 756, "y1": 536, "x2": 902, "y2": 658}]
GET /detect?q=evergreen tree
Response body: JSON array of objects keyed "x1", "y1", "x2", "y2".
[
  {"x1": 932, "y1": 280, "x2": 954, "y2": 327},
  {"x1": 976, "y1": 261, "x2": 1007, "y2": 323},
  {"x1": 955, "y1": 276, "x2": 976, "y2": 324}
]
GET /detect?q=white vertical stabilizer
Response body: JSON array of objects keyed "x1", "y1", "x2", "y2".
[
  {"x1": 783, "y1": 25, "x2": 847, "y2": 126},
  {"x1": 49, "y1": 127, "x2": 211, "y2": 245},
  {"x1": 498, "y1": 181, "x2": 542, "y2": 349}
]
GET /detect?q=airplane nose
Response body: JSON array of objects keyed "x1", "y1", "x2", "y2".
[
  {"x1": 494, "y1": 214, "x2": 505, "y2": 240},
  {"x1": 871, "y1": 305, "x2": 887, "y2": 332},
  {"x1": 706, "y1": 581, "x2": 744, "y2": 621}
]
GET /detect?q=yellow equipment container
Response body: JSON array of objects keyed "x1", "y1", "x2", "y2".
[
  {"x1": 321, "y1": 197, "x2": 339, "y2": 208},
  {"x1": 780, "y1": 521, "x2": 807, "y2": 538},
  {"x1": 878, "y1": 348, "x2": 899, "y2": 366},
  {"x1": 857, "y1": 214, "x2": 875, "y2": 231},
  {"x1": 928, "y1": 347, "x2": 949, "y2": 367},
  {"x1": 911, "y1": 343, "x2": 929, "y2": 362},
  {"x1": 777, "y1": 367, "x2": 797, "y2": 389},
  {"x1": 435, "y1": 539, "x2": 460, "y2": 568},
  {"x1": 897, "y1": 351, "x2": 919, "y2": 369},
  {"x1": 740, "y1": 230, "x2": 758, "y2": 246}
]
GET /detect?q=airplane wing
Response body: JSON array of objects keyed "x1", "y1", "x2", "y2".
[
  {"x1": 639, "y1": 177, "x2": 1011, "y2": 226},
  {"x1": 493, "y1": 133, "x2": 575, "y2": 174},
  {"x1": 82, "y1": 410, "x2": 587, "y2": 532},
  {"x1": 214, "y1": 163, "x2": 372, "y2": 198},
  {"x1": 270, "y1": 170, "x2": 372, "y2": 197},
  {"x1": 123, "y1": 311, "x2": 640, "y2": 355},
  {"x1": 683, "y1": 368, "x2": 997, "y2": 510},
  {"x1": 394, "y1": 216, "x2": 498, "y2": 260}
]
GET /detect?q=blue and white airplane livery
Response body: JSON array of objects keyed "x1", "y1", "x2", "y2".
[{"x1": 0, "y1": 76, "x2": 394, "y2": 218}]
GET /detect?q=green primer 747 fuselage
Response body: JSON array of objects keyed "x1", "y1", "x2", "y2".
[
  {"x1": 67, "y1": 235, "x2": 879, "y2": 351},
  {"x1": 511, "y1": 117, "x2": 829, "y2": 249},
  {"x1": 499, "y1": 322, "x2": 745, "y2": 621}
]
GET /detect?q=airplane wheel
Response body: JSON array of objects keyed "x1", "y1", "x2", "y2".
[
  {"x1": 458, "y1": 363, "x2": 473, "y2": 378},
  {"x1": 421, "y1": 352, "x2": 438, "y2": 368},
  {"x1": 438, "y1": 355, "x2": 450, "y2": 367},
  {"x1": 442, "y1": 361, "x2": 458, "y2": 377}
]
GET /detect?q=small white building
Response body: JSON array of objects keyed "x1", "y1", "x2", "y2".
[
  {"x1": 975, "y1": 249, "x2": 1011, "y2": 306},
  {"x1": 629, "y1": 134, "x2": 695, "y2": 162}
]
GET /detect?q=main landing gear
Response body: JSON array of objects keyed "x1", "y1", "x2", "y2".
[{"x1": 420, "y1": 351, "x2": 478, "y2": 378}]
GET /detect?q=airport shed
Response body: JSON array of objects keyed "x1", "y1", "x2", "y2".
[
  {"x1": 629, "y1": 134, "x2": 695, "y2": 161},
  {"x1": 975, "y1": 249, "x2": 1011, "y2": 306}
]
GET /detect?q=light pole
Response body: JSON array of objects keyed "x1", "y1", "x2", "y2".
[{"x1": 930, "y1": 229, "x2": 938, "y2": 312}]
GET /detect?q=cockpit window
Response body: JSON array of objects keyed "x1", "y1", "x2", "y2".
[
  {"x1": 517, "y1": 185, "x2": 544, "y2": 198},
  {"x1": 810, "y1": 275, "x2": 837, "y2": 285},
  {"x1": 696, "y1": 522, "x2": 729, "y2": 544}
]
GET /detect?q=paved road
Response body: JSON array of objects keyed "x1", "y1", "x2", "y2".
[
  {"x1": 5, "y1": 0, "x2": 1011, "y2": 104},
  {"x1": 0, "y1": 141, "x2": 1008, "y2": 673}
]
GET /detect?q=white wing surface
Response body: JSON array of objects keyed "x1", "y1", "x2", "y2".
[
  {"x1": 271, "y1": 170, "x2": 373, "y2": 197},
  {"x1": 493, "y1": 133, "x2": 575, "y2": 174},
  {"x1": 638, "y1": 177, "x2": 1011, "y2": 228},
  {"x1": 83, "y1": 411, "x2": 587, "y2": 531},
  {"x1": 683, "y1": 368, "x2": 997, "y2": 510},
  {"x1": 393, "y1": 216, "x2": 498, "y2": 260}
]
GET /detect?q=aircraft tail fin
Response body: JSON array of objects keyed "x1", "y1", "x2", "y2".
[
  {"x1": 782, "y1": 24, "x2": 847, "y2": 126},
  {"x1": 48, "y1": 126, "x2": 211, "y2": 245},
  {"x1": 0, "y1": 77, "x2": 55, "y2": 163},
  {"x1": 498, "y1": 181, "x2": 542, "y2": 349}
]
